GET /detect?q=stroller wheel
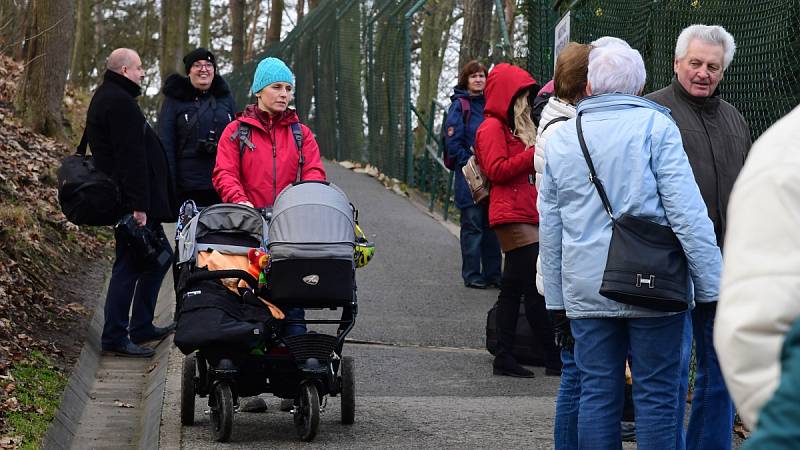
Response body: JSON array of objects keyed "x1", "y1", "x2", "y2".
[
  {"x1": 293, "y1": 383, "x2": 320, "y2": 442},
  {"x1": 340, "y1": 356, "x2": 355, "y2": 425},
  {"x1": 210, "y1": 383, "x2": 234, "y2": 442},
  {"x1": 180, "y1": 353, "x2": 196, "y2": 425}
]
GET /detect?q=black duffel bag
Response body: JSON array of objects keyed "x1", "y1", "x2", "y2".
[
  {"x1": 485, "y1": 302, "x2": 545, "y2": 365},
  {"x1": 57, "y1": 129, "x2": 122, "y2": 226},
  {"x1": 174, "y1": 276, "x2": 271, "y2": 355},
  {"x1": 577, "y1": 113, "x2": 689, "y2": 312}
]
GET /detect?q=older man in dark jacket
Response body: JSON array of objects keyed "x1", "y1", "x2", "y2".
[
  {"x1": 647, "y1": 25, "x2": 751, "y2": 449},
  {"x1": 87, "y1": 48, "x2": 176, "y2": 357}
]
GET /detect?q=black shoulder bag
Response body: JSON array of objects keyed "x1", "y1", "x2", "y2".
[
  {"x1": 57, "y1": 128, "x2": 123, "y2": 226},
  {"x1": 576, "y1": 112, "x2": 689, "y2": 312}
]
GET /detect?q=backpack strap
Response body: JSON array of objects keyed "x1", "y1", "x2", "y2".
[
  {"x1": 76, "y1": 127, "x2": 89, "y2": 156},
  {"x1": 458, "y1": 97, "x2": 471, "y2": 126},
  {"x1": 231, "y1": 121, "x2": 255, "y2": 158},
  {"x1": 291, "y1": 122, "x2": 304, "y2": 183},
  {"x1": 542, "y1": 116, "x2": 570, "y2": 133}
]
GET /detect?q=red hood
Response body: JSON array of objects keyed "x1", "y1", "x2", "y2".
[
  {"x1": 483, "y1": 63, "x2": 538, "y2": 125},
  {"x1": 238, "y1": 104, "x2": 299, "y2": 131}
]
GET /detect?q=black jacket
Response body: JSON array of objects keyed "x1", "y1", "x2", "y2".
[
  {"x1": 647, "y1": 78, "x2": 752, "y2": 247},
  {"x1": 86, "y1": 70, "x2": 176, "y2": 222},
  {"x1": 158, "y1": 74, "x2": 236, "y2": 193}
]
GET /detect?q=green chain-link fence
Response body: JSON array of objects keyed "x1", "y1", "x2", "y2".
[
  {"x1": 228, "y1": 0, "x2": 800, "y2": 215},
  {"x1": 525, "y1": 0, "x2": 800, "y2": 141}
]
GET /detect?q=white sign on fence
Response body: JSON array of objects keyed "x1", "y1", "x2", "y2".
[{"x1": 554, "y1": 11, "x2": 571, "y2": 72}]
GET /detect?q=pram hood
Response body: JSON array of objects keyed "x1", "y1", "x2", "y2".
[
  {"x1": 268, "y1": 182, "x2": 355, "y2": 261},
  {"x1": 177, "y1": 203, "x2": 268, "y2": 265}
]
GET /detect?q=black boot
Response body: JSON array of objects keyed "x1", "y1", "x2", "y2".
[{"x1": 493, "y1": 355, "x2": 534, "y2": 378}]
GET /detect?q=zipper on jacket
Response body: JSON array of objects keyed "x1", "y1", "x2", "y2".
[
  {"x1": 697, "y1": 110, "x2": 724, "y2": 244},
  {"x1": 271, "y1": 126, "x2": 278, "y2": 205}
]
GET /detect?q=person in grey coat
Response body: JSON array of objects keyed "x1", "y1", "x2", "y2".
[{"x1": 647, "y1": 24, "x2": 751, "y2": 450}]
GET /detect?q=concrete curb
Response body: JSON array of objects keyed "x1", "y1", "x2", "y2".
[{"x1": 41, "y1": 272, "x2": 109, "y2": 450}]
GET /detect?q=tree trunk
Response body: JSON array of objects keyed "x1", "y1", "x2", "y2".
[
  {"x1": 0, "y1": 0, "x2": 30, "y2": 60},
  {"x1": 244, "y1": 0, "x2": 261, "y2": 62},
  {"x1": 160, "y1": 0, "x2": 190, "y2": 80},
  {"x1": 308, "y1": 0, "x2": 320, "y2": 10},
  {"x1": 69, "y1": 0, "x2": 93, "y2": 87},
  {"x1": 504, "y1": 0, "x2": 516, "y2": 43},
  {"x1": 230, "y1": 0, "x2": 245, "y2": 70},
  {"x1": 266, "y1": 0, "x2": 283, "y2": 45},
  {"x1": 296, "y1": 0, "x2": 305, "y2": 24},
  {"x1": 414, "y1": 0, "x2": 455, "y2": 156},
  {"x1": 459, "y1": 0, "x2": 493, "y2": 68},
  {"x1": 335, "y1": 0, "x2": 364, "y2": 161},
  {"x1": 199, "y1": 0, "x2": 211, "y2": 48},
  {"x1": 15, "y1": 0, "x2": 74, "y2": 139}
]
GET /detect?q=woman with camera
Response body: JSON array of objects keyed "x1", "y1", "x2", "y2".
[{"x1": 159, "y1": 48, "x2": 237, "y2": 207}]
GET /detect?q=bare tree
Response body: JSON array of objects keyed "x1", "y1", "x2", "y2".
[
  {"x1": 296, "y1": 0, "x2": 305, "y2": 24},
  {"x1": 458, "y1": 0, "x2": 493, "y2": 69},
  {"x1": 160, "y1": 0, "x2": 190, "y2": 81},
  {"x1": 244, "y1": 0, "x2": 261, "y2": 62},
  {"x1": 69, "y1": 0, "x2": 93, "y2": 87},
  {"x1": 199, "y1": 0, "x2": 211, "y2": 49},
  {"x1": 15, "y1": 0, "x2": 74, "y2": 139},
  {"x1": 230, "y1": 0, "x2": 245, "y2": 70},
  {"x1": 266, "y1": 0, "x2": 284, "y2": 45}
]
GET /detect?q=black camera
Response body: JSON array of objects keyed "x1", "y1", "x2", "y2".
[
  {"x1": 197, "y1": 129, "x2": 218, "y2": 156},
  {"x1": 116, "y1": 215, "x2": 172, "y2": 269}
]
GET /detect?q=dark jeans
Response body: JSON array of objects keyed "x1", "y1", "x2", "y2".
[
  {"x1": 459, "y1": 205, "x2": 501, "y2": 284},
  {"x1": 102, "y1": 223, "x2": 173, "y2": 349},
  {"x1": 495, "y1": 243, "x2": 558, "y2": 365},
  {"x1": 555, "y1": 346, "x2": 580, "y2": 449}
]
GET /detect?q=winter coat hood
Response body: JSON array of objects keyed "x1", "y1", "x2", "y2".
[
  {"x1": 450, "y1": 87, "x2": 473, "y2": 102},
  {"x1": 238, "y1": 104, "x2": 300, "y2": 132},
  {"x1": 162, "y1": 73, "x2": 231, "y2": 101},
  {"x1": 483, "y1": 63, "x2": 537, "y2": 125}
]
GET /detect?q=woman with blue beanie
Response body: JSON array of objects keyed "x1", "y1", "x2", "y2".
[{"x1": 213, "y1": 57, "x2": 326, "y2": 336}]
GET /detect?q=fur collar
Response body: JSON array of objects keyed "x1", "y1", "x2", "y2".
[{"x1": 162, "y1": 73, "x2": 231, "y2": 101}]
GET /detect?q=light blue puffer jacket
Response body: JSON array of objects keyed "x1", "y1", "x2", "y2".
[{"x1": 538, "y1": 94, "x2": 722, "y2": 319}]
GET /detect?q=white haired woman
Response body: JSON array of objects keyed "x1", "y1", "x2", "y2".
[{"x1": 539, "y1": 45, "x2": 722, "y2": 447}]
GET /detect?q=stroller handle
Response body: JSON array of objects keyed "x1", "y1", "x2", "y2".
[{"x1": 187, "y1": 269, "x2": 259, "y2": 290}]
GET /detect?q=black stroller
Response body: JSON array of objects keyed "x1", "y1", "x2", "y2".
[{"x1": 173, "y1": 181, "x2": 359, "y2": 443}]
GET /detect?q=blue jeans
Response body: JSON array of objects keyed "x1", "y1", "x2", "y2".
[
  {"x1": 678, "y1": 304, "x2": 735, "y2": 450},
  {"x1": 102, "y1": 224, "x2": 172, "y2": 349},
  {"x1": 459, "y1": 205, "x2": 501, "y2": 284},
  {"x1": 572, "y1": 314, "x2": 686, "y2": 450},
  {"x1": 284, "y1": 308, "x2": 306, "y2": 336},
  {"x1": 555, "y1": 346, "x2": 580, "y2": 450}
]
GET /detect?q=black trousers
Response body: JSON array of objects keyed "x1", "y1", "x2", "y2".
[{"x1": 495, "y1": 242, "x2": 558, "y2": 365}]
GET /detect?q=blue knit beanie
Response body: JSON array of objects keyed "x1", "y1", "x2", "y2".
[{"x1": 251, "y1": 57, "x2": 295, "y2": 95}]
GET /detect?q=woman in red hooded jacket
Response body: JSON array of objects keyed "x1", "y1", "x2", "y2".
[
  {"x1": 475, "y1": 64, "x2": 560, "y2": 378},
  {"x1": 213, "y1": 57, "x2": 325, "y2": 338}
]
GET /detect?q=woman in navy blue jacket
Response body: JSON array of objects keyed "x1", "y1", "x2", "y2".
[
  {"x1": 158, "y1": 48, "x2": 237, "y2": 207},
  {"x1": 444, "y1": 60, "x2": 501, "y2": 289}
]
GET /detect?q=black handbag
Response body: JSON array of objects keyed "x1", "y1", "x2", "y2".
[
  {"x1": 576, "y1": 113, "x2": 689, "y2": 312},
  {"x1": 57, "y1": 129, "x2": 122, "y2": 226}
]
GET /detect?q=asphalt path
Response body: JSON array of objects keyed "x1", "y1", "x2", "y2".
[{"x1": 178, "y1": 161, "x2": 562, "y2": 448}]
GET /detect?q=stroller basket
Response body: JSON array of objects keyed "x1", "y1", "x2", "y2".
[{"x1": 284, "y1": 333, "x2": 338, "y2": 363}]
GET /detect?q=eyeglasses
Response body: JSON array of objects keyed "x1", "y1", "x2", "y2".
[{"x1": 192, "y1": 62, "x2": 214, "y2": 71}]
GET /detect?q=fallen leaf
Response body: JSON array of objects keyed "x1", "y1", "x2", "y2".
[{"x1": 113, "y1": 400, "x2": 134, "y2": 408}]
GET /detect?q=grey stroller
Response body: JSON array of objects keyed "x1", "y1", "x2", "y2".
[{"x1": 173, "y1": 181, "x2": 358, "y2": 443}]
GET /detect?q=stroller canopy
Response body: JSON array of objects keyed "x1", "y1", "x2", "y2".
[
  {"x1": 268, "y1": 182, "x2": 355, "y2": 261},
  {"x1": 177, "y1": 203, "x2": 268, "y2": 264}
]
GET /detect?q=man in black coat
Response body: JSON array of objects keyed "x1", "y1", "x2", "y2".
[
  {"x1": 647, "y1": 25, "x2": 751, "y2": 449},
  {"x1": 86, "y1": 48, "x2": 177, "y2": 357}
]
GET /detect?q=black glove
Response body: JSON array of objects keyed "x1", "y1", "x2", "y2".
[
  {"x1": 694, "y1": 300, "x2": 717, "y2": 320},
  {"x1": 548, "y1": 309, "x2": 573, "y2": 352}
]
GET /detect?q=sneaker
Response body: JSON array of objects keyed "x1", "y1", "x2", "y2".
[
  {"x1": 621, "y1": 421, "x2": 636, "y2": 442},
  {"x1": 464, "y1": 280, "x2": 488, "y2": 289}
]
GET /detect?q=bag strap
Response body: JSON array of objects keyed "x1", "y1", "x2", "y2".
[
  {"x1": 576, "y1": 113, "x2": 614, "y2": 220},
  {"x1": 542, "y1": 116, "x2": 569, "y2": 133},
  {"x1": 234, "y1": 121, "x2": 255, "y2": 157},
  {"x1": 291, "y1": 122, "x2": 304, "y2": 183},
  {"x1": 76, "y1": 127, "x2": 89, "y2": 156},
  {"x1": 186, "y1": 96, "x2": 215, "y2": 132}
]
